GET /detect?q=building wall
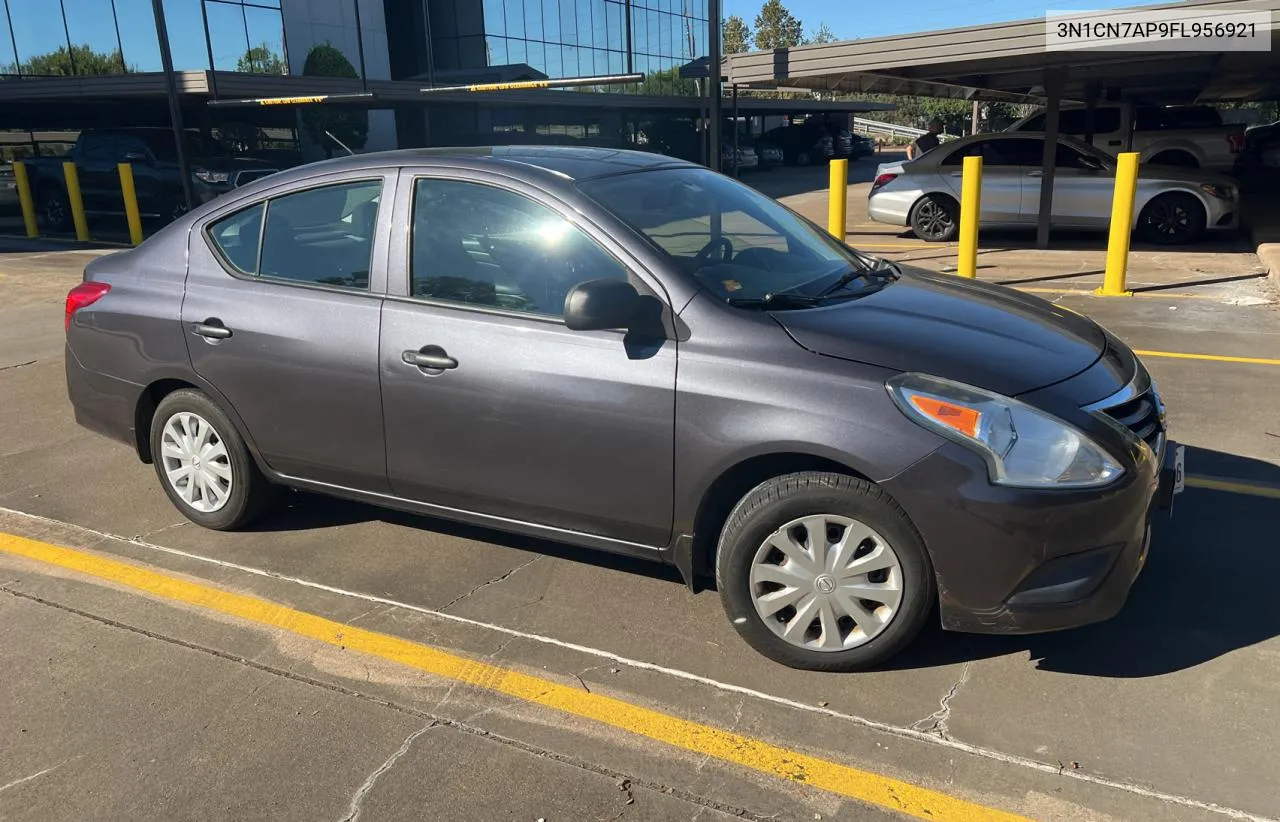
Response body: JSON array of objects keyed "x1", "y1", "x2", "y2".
[{"x1": 280, "y1": 0, "x2": 397, "y2": 154}]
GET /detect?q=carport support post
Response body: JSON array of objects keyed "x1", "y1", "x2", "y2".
[
  {"x1": 957, "y1": 155, "x2": 982, "y2": 278},
  {"x1": 707, "y1": 0, "x2": 722, "y2": 173},
  {"x1": 1097, "y1": 152, "x2": 1139, "y2": 297},
  {"x1": 151, "y1": 0, "x2": 195, "y2": 211},
  {"x1": 1036, "y1": 67, "x2": 1066, "y2": 250}
]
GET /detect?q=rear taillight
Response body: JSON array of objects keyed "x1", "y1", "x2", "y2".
[
  {"x1": 871, "y1": 173, "x2": 899, "y2": 192},
  {"x1": 1228, "y1": 132, "x2": 1245, "y2": 153},
  {"x1": 65, "y1": 282, "x2": 110, "y2": 332}
]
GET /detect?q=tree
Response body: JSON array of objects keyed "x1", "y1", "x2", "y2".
[
  {"x1": 237, "y1": 43, "x2": 287, "y2": 75},
  {"x1": 805, "y1": 23, "x2": 837, "y2": 45},
  {"x1": 21, "y1": 44, "x2": 128, "y2": 76},
  {"x1": 753, "y1": 0, "x2": 804, "y2": 50},
  {"x1": 637, "y1": 66, "x2": 699, "y2": 97},
  {"x1": 299, "y1": 43, "x2": 368, "y2": 158},
  {"x1": 723, "y1": 15, "x2": 752, "y2": 54}
]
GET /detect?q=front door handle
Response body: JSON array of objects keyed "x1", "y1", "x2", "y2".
[
  {"x1": 193, "y1": 319, "x2": 232, "y2": 340},
  {"x1": 402, "y1": 346, "x2": 458, "y2": 370},
  {"x1": 1026, "y1": 170, "x2": 1043, "y2": 177},
  {"x1": 1108, "y1": 140, "x2": 1122, "y2": 146}
]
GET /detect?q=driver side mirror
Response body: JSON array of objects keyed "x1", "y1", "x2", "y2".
[
  {"x1": 564, "y1": 278, "x2": 644, "y2": 331},
  {"x1": 1078, "y1": 155, "x2": 1105, "y2": 171}
]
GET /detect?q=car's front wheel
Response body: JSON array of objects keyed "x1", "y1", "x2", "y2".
[
  {"x1": 40, "y1": 188, "x2": 72, "y2": 233},
  {"x1": 716, "y1": 472, "x2": 935, "y2": 672},
  {"x1": 1137, "y1": 192, "x2": 1206, "y2": 245},
  {"x1": 150, "y1": 389, "x2": 279, "y2": 530}
]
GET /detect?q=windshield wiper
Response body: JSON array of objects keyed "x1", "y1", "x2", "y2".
[
  {"x1": 726, "y1": 292, "x2": 823, "y2": 309},
  {"x1": 817, "y1": 259, "x2": 900, "y2": 298}
]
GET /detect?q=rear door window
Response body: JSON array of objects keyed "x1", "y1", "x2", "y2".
[{"x1": 205, "y1": 179, "x2": 382, "y2": 290}]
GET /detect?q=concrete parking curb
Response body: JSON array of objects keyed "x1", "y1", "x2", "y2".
[{"x1": 1257, "y1": 243, "x2": 1280, "y2": 286}]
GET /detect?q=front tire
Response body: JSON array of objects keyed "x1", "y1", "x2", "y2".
[
  {"x1": 715, "y1": 472, "x2": 935, "y2": 672},
  {"x1": 1137, "y1": 192, "x2": 1206, "y2": 245},
  {"x1": 150, "y1": 389, "x2": 278, "y2": 530},
  {"x1": 910, "y1": 194, "x2": 959, "y2": 242}
]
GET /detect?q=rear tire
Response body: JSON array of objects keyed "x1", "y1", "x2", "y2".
[
  {"x1": 1137, "y1": 192, "x2": 1206, "y2": 245},
  {"x1": 909, "y1": 193, "x2": 959, "y2": 242},
  {"x1": 715, "y1": 472, "x2": 935, "y2": 672},
  {"x1": 150, "y1": 389, "x2": 280, "y2": 530}
]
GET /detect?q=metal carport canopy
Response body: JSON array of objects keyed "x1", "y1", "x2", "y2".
[{"x1": 724, "y1": 0, "x2": 1280, "y2": 105}]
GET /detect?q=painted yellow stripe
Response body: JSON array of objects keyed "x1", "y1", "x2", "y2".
[
  {"x1": 1016, "y1": 286, "x2": 1215, "y2": 300},
  {"x1": 1186, "y1": 475, "x2": 1280, "y2": 500},
  {"x1": 0, "y1": 532, "x2": 1028, "y2": 822},
  {"x1": 1133, "y1": 349, "x2": 1280, "y2": 367}
]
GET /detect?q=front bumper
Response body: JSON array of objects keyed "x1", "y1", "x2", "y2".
[{"x1": 883, "y1": 439, "x2": 1168, "y2": 635}]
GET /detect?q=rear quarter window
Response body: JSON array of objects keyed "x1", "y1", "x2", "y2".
[{"x1": 208, "y1": 203, "x2": 264, "y2": 275}]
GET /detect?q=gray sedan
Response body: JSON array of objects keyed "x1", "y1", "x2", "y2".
[
  {"x1": 869, "y1": 132, "x2": 1239, "y2": 244},
  {"x1": 64, "y1": 147, "x2": 1180, "y2": 671}
]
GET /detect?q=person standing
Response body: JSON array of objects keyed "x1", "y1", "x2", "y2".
[{"x1": 907, "y1": 119, "x2": 945, "y2": 160}]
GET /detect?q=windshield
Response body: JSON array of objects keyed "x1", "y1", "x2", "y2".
[{"x1": 578, "y1": 167, "x2": 869, "y2": 304}]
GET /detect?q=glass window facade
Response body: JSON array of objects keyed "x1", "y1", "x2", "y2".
[
  {"x1": 430, "y1": 0, "x2": 707, "y2": 95},
  {"x1": 0, "y1": 0, "x2": 285, "y2": 76}
]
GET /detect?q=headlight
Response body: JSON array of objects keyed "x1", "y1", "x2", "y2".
[
  {"x1": 886, "y1": 373, "x2": 1124, "y2": 488},
  {"x1": 193, "y1": 168, "x2": 230, "y2": 184},
  {"x1": 1200, "y1": 183, "x2": 1234, "y2": 201}
]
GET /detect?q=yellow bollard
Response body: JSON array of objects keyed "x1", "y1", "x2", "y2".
[
  {"x1": 12, "y1": 161, "x2": 38, "y2": 238},
  {"x1": 827, "y1": 158, "x2": 848, "y2": 240},
  {"x1": 956, "y1": 155, "x2": 982, "y2": 278},
  {"x1": 1097, "y1": 152, "x2": 1139, "y2": 297},
  {"x1": 118, "y1": 163, "x2": 144, "y2": 246},
  {"x1": 61, "y1": 161, "x2": 89, "y2": 242}
]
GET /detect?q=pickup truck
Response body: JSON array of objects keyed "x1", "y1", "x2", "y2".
[
  {"x1": 1006, "y1": 103, "x2": 1245, "y2": 172},
  {"x1": 22, "y1": 127, "x2": 281, "y2": 233}
]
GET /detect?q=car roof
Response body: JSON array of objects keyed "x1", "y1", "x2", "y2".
[{"x1": 262, "y1": 146, "x2": 698, "y2": 185}]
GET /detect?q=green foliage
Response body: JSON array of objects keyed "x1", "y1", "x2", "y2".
[
  {"x1": 805, "y1": 23, "x2": 837, "y2": 45},
  {"x1": 753, "y1": 0, "x2": 804, "y2": 50},
  {"x1": 299, "y1": 43, "x2": 368, "y2": 157},
  {"x1": 237, "y1": 44, "x2": 287, "y2": 75},
  {"x1": 20, "y1": 44, "x2": 129, "y2": 76},
  {"x1": 723, "y1": 15, "x2": 752, "y2": 54}
]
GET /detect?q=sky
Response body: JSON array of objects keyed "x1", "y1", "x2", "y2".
[{"x1": 722, "y1": 0, "x2": 1165, "y2": 40}]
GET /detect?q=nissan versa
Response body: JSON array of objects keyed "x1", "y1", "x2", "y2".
[{"x1": 64, "y1": 147, "x2": 1184, "y2": 671}]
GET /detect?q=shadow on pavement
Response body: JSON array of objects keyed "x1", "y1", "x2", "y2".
[
  {"x1": 891, "y1": 445, "x2": 1280, "y2": 677},
  {"x1": 243, "y1": 444, "x2": 1279, "y2": 679}
]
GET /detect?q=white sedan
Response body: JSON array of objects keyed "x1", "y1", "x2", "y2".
[{"x1": 868, "y1": 132, "x2": 1239, "y2": 245}]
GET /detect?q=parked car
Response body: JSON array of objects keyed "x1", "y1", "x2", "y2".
[
  {"x1": 1005, "y1": 103, "x2": 1245, "y2": 172},
  {"x1": 1239, "y1": 120, "x2": 1280, "y2": 169},
  {"x1": 848, "y1": 133, "x2": 876, "y2": 159},
  {"x1": 23, "y1": 127, "x2": 281, "y2": 232},
  {"x1": 753, "y1": 138, "x2": 784, "y2": 170},
  {"x1": 760, "y1": 125, "x2": 834, "y2": 166},
  {"x1": 869, "y1": 132, "x2": 1239, "y2": 244},
  {"x1": 721, "y1": 141, "x2": 759, "y2": 173},
  {"x1": 65, "y1": 146, "x2": 1181, "y2": 671}
]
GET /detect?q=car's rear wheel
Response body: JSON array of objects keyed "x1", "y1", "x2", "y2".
[
  {"x1": 1137, "y1": 192, "x2": 1206, "y2": 245},
  {"x1": 715, "y1": 472, "x2": 935, "y2": 672},
  {"x1": 150, "y1": 389, "x2": 279, "y2": 530},
  {"x1": 796, "y1": 150, "x2": 812, "y2": 166},
  {"x1": 40, "y1": 188, "x2": 72, "y2": 233},
  {"x1": 909, "y1": 194, "x2": 959, "y2": 242}
]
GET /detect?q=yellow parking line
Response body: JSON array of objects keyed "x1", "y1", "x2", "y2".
[
  {"x1": 1016, "y1": 286, "x2": 1215, "y2": 300},
  {"x1": 0, "y1": 532, "x2": 1028, "y2": 822},
  {"x1": 1133, "y1": 350, "x2": 1280, "y2": 367},
  {"x1": 1186, "y1": 475, "x2": 1280, "y2": 500}
]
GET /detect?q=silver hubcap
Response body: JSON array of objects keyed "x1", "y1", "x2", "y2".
[
  {"x1": 749, "y1": 515, "x2": 904, "y2": 652},
  {"x1": 160, "y1": 412, "x2": 233, "y2": 513}
]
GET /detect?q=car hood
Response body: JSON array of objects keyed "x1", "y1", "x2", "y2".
[
  {"x1": 1135, "y1": 165, "x2": 1234, "y2": 187},
  {"x1": 771, "y1": 265, "x2": 1106, "y2": 396}
]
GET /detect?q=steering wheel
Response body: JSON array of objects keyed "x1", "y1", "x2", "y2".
[{"x1": 694, "y1": 236, "x2": 734, "y2": 266}]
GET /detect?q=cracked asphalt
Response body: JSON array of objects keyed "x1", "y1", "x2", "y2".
[{"x1": 2, "y1": 177, "x2": 1280, "y2": 822}]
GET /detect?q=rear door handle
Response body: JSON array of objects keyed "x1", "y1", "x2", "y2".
[
  {"x1": 193, "y1": 320, "x2": 232, "y2": 340},
  {"x1": 402, "y1": 346, "x2": 458, "y2": 370}
]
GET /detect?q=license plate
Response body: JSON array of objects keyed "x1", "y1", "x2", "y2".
[{"x1": 1172, "y1": 444, "x2": 1186, "y2": 495}]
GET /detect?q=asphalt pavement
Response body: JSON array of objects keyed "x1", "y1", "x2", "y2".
[{"x1": 2, "y1": 171, "x2": 1279, "y2": 822}]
